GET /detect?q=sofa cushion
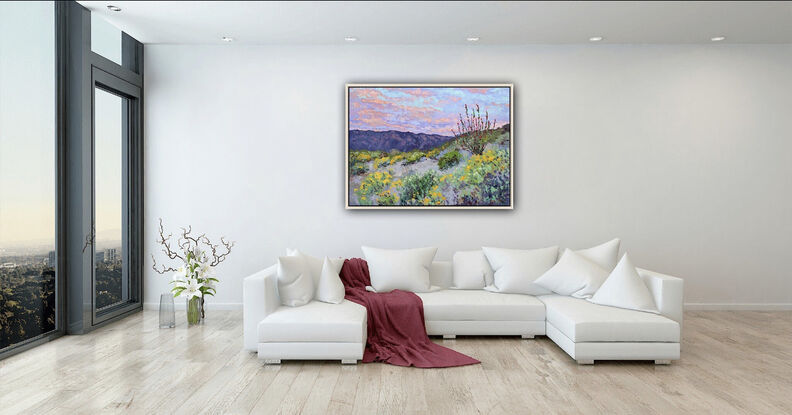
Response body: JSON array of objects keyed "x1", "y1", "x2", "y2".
[
  {"x1": 362, "y1": 246, "x2": 437, "y2": 292},
  {"x1": 276, "y1": 256, "x2": 314, "y2": 307},
  {"x1": 452, "y1": 250, "x2": 494, "y2": 289},
  {"x1": 429, "y1": 261, "x2": 453, "y2": 288},
  {"x1": 571, "y1": 238, "x2": 621, "y2": 271},
  {"x1": 534, "y1": 249, "x2": 609, "y2": 299},
  {"x1": 416, "y1": 289, "x2": 545, "y2": 321},
  {"x1": 482, "y1": 246, "x2": 558, "y2": 295},
  {"x1": 540, "y1": 295, "x2": 679, "y2": 342},
  {"x1": 257, "y1": 300, "x2": 366, "y2": 343},
  {"x1": 589, "y1": 254, "x2": 659, "y2": 314},
  {"x1": 315, "y1": 257, "x2": 346, "y2": 304},
  {"x1": 286, "y1": 248, "x2": 324, "y2": 287}
]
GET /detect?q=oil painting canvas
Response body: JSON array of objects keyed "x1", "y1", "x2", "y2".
[{"x1": 346, "y1": 84, "x2": 512, "y2": 209}]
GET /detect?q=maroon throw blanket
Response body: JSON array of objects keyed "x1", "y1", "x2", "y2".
[{"x1": 340, "y1": 258, "x2": 479, "y2": 368}]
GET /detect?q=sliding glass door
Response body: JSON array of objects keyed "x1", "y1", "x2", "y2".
[
  {"x1": 92, "y1": 69, "x2": 140, "y2": 324},
  {"x1": 93, "y1": 87, "x2": 127, "y2": 311},
  {"x1": 0, "y1": 1, "x2": 59, "y2": 355}
]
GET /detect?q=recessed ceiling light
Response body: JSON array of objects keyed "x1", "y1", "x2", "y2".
[
  {"x1": 589, "y1": 36, "x2": 604, "y2": 42},
  {"x1": 106, "y1": 5, "x2": 121, "y2": 12},
  {"x1": 466, "y1": 37, "x2": 480, "y2": 42},
  {"x1": 345, "y1": 36, "x2": 358, "y2": 42},
  {"x1": 711, "y1": 36, "x2": 726, "y2": 42},
  {"x1": 221, "y1": 36, "x2": 234, "y2": 42}
]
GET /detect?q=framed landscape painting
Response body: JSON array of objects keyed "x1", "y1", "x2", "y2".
[{"x1": 346, "y1": 83, "x2": 513, "y2": 209}]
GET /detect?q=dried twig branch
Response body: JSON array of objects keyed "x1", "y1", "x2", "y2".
[
  {"x1": 151, "y1": 254, "x2": 178, "y2": 274},
  {"x1": 207, "y1": 236, "x2": 235, "y2": 266},
  {"x1": 151, "y1": 218, "x2": 235, "y2": 273}
]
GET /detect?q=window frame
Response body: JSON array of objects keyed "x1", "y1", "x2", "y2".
[
  {"x1": 90, "y1": 67, "x2": 142, "y2": 325},
  {"x1": 62, "y1": 0, "x2": 144, "y2": 335}
]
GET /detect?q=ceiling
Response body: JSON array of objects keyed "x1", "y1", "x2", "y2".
[{"x1": 77, "y1": 1, "x2": 792, "y2": 45}]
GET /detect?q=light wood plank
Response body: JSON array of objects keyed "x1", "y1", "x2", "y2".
[{"x1": 1, "y1": 310, "x2": 791, "y2": 415}]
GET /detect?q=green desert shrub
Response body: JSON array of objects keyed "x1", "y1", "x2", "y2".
[
  {"x1": 350, "y1": 162, "x2": 368, "y2": 176},
  {"x1": 400, "y1": 171, "x2": 444, "y2": 205},
  {"x1": 354, "y1": 170, "x2": 393, "y2": 205},
  {"x1": 458, "y1": 171, "x2": 510, "y2": 206},
  {"x1": 404, "y1": 151, "x2": 426, "y2": 165},
  {"x1": 349, "y1": 150, "x2": 382, "y2": 164},
  {"x1": 377, "y1": 190, "x2": 399, "y2": 205},
  {"x1": 438, "y1": 150, "x2": 462, "y2": 170}
]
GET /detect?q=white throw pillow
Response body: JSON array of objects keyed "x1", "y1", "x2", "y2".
[
  {"x1": 571, "y1": 238, "x2": 621, "y2": 271},
  {"x1": 452, "y1": 250, "x2": 494, "y2": 289},
  {"x1": 481, "y1": 246, "x2": 558, "y2": 295},
  {"x1": 276, "y1": 256, "x2": 314, "y2": 307},
  {"x1": 286, "y1": 248, "x2": 323, "y2": 287},
  {"x1": 361, "y1": 246, "x2": 437, "y2": 292},
  {"x1": 589, "y1": 254, "x2": 659, "y2": 313},
  {"x1": 535, "y1": 249, "x2": 609, "y2": 298},
  {"x1": 315, "y1": 257, "x2": 346, "y2": 304}
]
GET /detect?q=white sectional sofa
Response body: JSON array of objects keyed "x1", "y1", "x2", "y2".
[{"x1": 243, "y1": 261, "x2": 683, "y2": 365}]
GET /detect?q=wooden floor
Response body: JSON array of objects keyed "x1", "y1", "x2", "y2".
[{"x1": 1, "y1": 310, "x2": 791, "y2": 415}]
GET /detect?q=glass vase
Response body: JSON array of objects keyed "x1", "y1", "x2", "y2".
[
  {"x1": 186, "y1": 297, "x2": 202, "y2": 325},
  {"x1": 159, "y1": 293, "x2": 175, "y2": 328}
]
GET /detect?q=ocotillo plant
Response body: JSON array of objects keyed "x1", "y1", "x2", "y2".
[{"x1": 451, "y1": 104, "x2": 496, "y2": 155}]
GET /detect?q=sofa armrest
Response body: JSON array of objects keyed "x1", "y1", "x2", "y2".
[
  {"x1": 243, "y1": 265, "x2": 279, "y2": 351},
  {"x1": 637, "y1": 268, "x2": 684, "y2": 329}
]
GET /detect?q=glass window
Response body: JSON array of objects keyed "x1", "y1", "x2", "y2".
[
  {"x1": 0, "y1": 1, "x2": 56, "y2": 352},
  {"x1": 94, "y1": 87, "x2": 128, "y2": 311},
  {"x1": 91, "y1": 12, "x2": 122, "y2": 65}
]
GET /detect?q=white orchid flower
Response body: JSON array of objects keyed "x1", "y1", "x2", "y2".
[
  {"x1": 181, "y1": 278, "x2": 203, "y2": 299},
  {"x1": 199, "y1": 263, "x2": 214, "y2": 277}
]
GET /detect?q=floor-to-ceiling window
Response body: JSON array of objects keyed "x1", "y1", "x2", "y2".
[
  {"x1": 87, "y1": 10, "x2": 143, "y2": 325},
  {"x1": 93, "y1": 87, "x2": 126, "y2": 311},
  {"x1": 0, "y1": 1, "x2": 58, "y2": 354},
  {"x1": 0, "y1": 1, "x2": 144, "y2": 358}
]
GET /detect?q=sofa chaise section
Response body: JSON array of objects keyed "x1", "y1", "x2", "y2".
[
  {"x1": 540, "y1": 268, "x2": 684, "y2": 365},
  {"x1": 243, "y1": 265, "x2": 366, "y2": 364}
]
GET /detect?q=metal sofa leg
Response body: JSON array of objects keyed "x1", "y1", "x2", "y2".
[
  {"x1": 654, "y1": 359, "x2": 671, "y2": 365},
  {"x1": 577, "y1": 359, "x2": 594, "y2": 365},
  {"x1": 341, "y1": 359, "x2": 358, "y2": 365},
  {"x1": 521, "y1": 334, "x2": 535, "y2": 339},
  {"x1": 442, "y1": 334, "x2": 456, "y2": 339},
  {"x1": 262, "y1": 359, "x2": 281, "y2": 365}
]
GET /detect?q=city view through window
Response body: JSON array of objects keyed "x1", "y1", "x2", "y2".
[
  {"x1": 1, "y1": 3, "x2": 125, "y2": 351},
  {"x1": 0, "y1": 1, "x2": 56, "y2": 351}
]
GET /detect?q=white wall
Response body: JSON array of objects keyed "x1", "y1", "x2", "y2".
[{"x1": 144, "y1": 44, "x2": 792, "y2": 310}]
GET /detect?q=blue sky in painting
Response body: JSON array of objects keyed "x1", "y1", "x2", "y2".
[{"x1": 349, "y1": 87, "x2": 510, "y2": 136}]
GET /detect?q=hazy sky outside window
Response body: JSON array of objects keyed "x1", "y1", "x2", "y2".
[
  {"x1": 94, "y1": 88, "x2": 123, "y2": 248},
  {"x1": 0, "y1": 1, "x2": 55, "y2": 251}
]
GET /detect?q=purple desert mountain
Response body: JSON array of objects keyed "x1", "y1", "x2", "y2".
[{"x1": 348, "y1": 130, "x2": 455, "y2": 152}]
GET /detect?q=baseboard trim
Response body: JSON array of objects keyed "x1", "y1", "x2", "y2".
[
  {"x1": 685, "y1": 303, "x2": 792, "y2": 311},
  {"x1": 143, "y1": 302, "x2": 243, "y2": 311}
]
